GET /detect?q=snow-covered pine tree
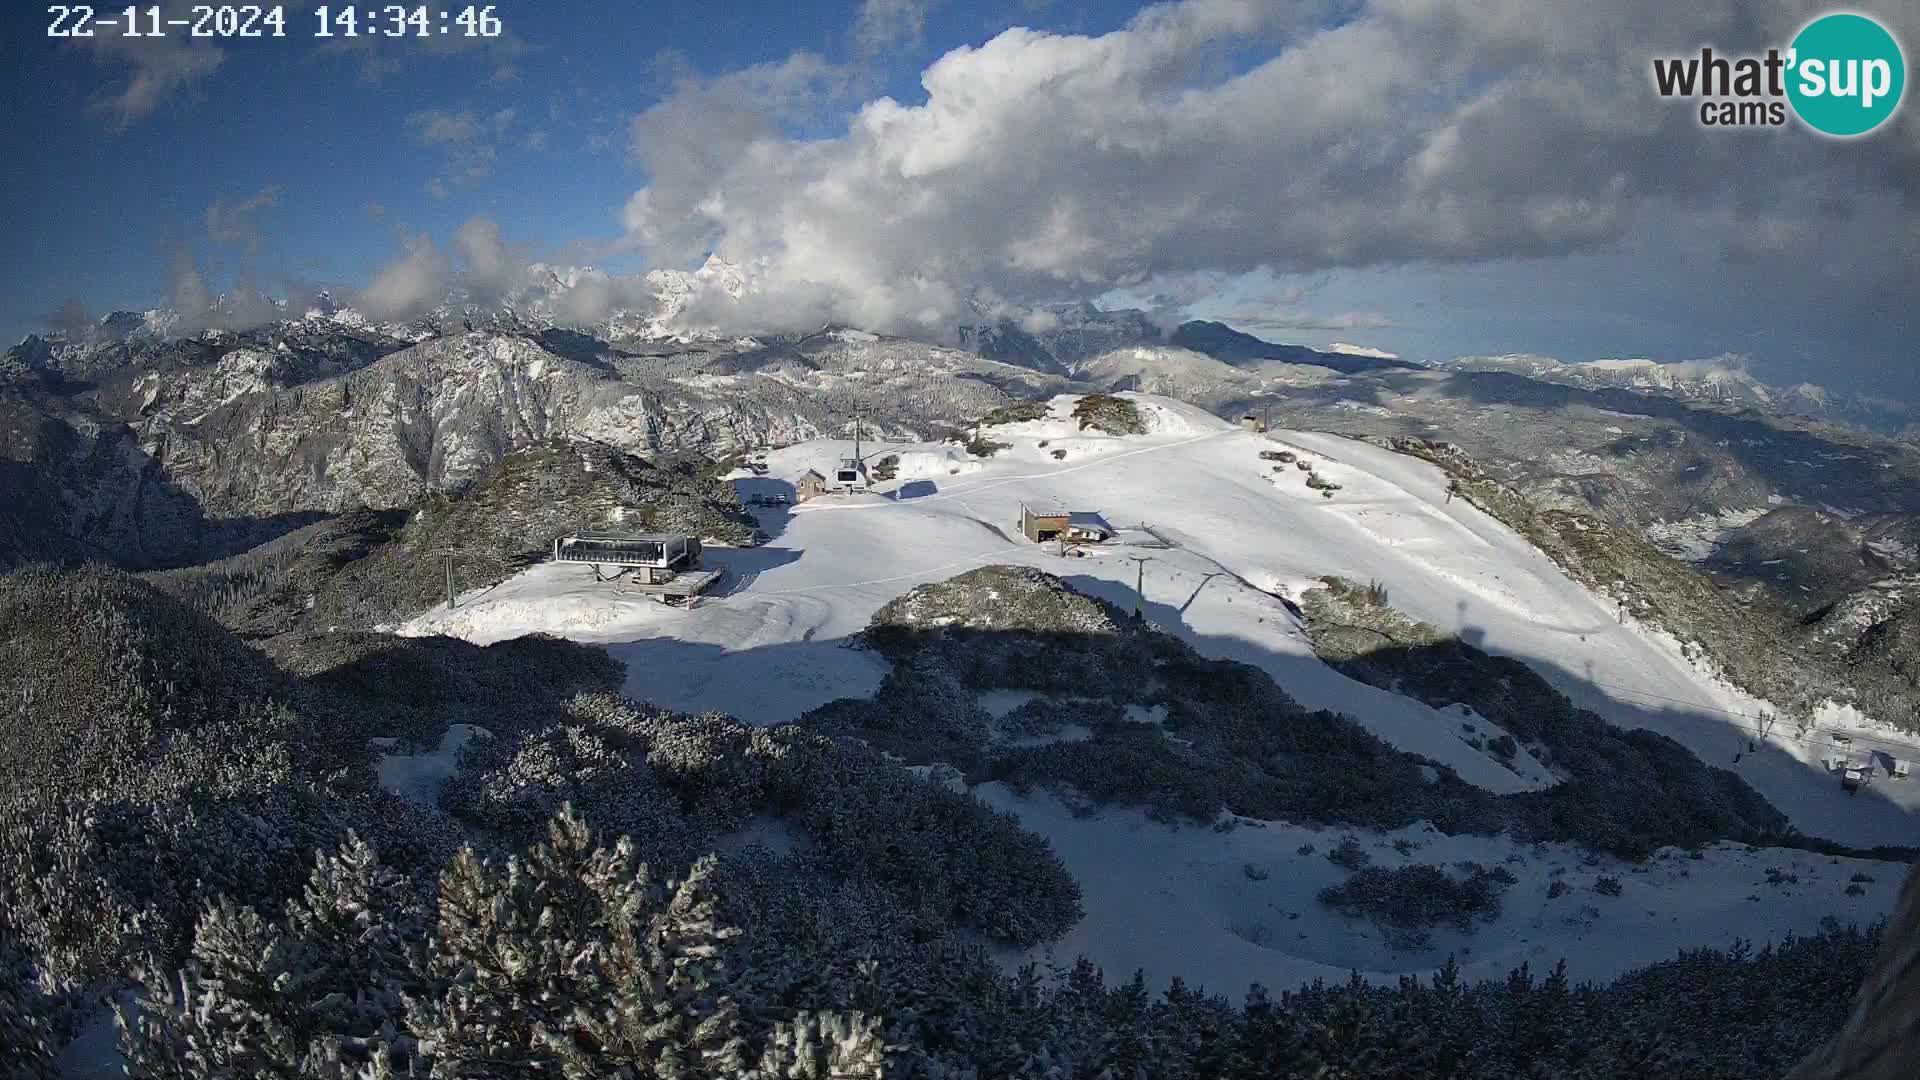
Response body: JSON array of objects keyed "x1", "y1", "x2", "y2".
[
  {"x1": 120, "y1": 898, "x2": 310, "y2": 1079},
  {"x1": 536, "y1": 852, "x2": 753, "y2": 1077},
  {"x1": 756, "y1": 1010, "x2": 889, "y2": 1079},
  {"x1": 119, "y1": 832, "x2": 420, "y2": 1080},
  {"x1": 409, "y1": 805, "x2": 753, "y2": 1078},
  {"x1": 404, "y1": 842, "x2": 568, "y2": 1077}
]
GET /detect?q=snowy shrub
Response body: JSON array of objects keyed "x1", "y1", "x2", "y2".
[
  {"x1": 789, "y1": 752, "x2": 1083, "y2": 946},
  {"x1": 1327, "y1": 837, "x2": 1371, "y2": 870},
  {"x1": 449, "y1": 691, "x2": 1081, "y2": 951},
  {"x1": 0, "y1": 565, "x2": 295, "y2": 796},
  {"x1": 962, "y1": 434, "x2": 1011, "y2": 458},
  {"x1": 1301, "y1": 577, "x2": 1807, "y2": 859},
  {"x1": 1318, "y1": 863, "x2": 1512, "y2": 941},
  {"x1": 1052, "y1": 448, "x2": 1068, "y2": 460},
  {"x1": 1845, "y1": 882, "x2": 1867, "y2": 897},
  {"x1": 802, "y1": 657, "x2": 996, "y2": 772},
  {"x1": 872, "y1": 454, "x2": 900, "y2": 481},
  {"x1": 1070, "y1": 394, "x2": 1145, "y2": 435},
  {"x1": 1547, "y1": 879, "x2": 1570, "y2": 899},
  {"x1": 977, "y1": 400, "x2": 1052, "y2": 427},
  {"x1": 757, "y1": 1011, "x2": 890, "y2": 1078},
  {"x1": 441, "y1": 719, "x2": 694, "y2": 865},
  {"x1": 1595, "y1": 876, "x2": 1624, "y2": 896},
  {"x1": 998, "y1": 695, "x2": 1119, "y2": 741}
]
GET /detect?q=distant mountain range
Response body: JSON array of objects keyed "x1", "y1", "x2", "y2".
[
  {"x1": 1440, "y1": 353, "x2": 1915, "y2": 439},
  {"x1": 8, "y1": 277, "x2": 1918, "y2": 606}
]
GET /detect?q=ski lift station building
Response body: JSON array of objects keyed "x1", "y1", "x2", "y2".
[
  {"x1": 1019, "y1": 503, "x2": 1116, "y2": 546},
  {"x1": 550, "y1": 530, "x2": 724, "y2": 605},
  {"x1": 832, "y1": 457, "x2": 870, "y2": 492}
]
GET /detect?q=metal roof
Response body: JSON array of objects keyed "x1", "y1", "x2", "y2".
[
  {"x1": 561, "y1": 531, "x2": 685, "y2": 543},
  {"x1": 1067, "y1": 511, "x2": 1115, "y2": 533}
]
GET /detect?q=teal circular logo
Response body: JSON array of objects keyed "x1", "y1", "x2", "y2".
[{"x1": 1787, "y1": 13, "x2": 1906, "y2": 137}]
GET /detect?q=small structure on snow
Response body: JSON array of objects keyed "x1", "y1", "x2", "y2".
[
  {"x1": 1019, "y1": 503, "x2": 1116, "y2": 547},
  {"x1": 832, "y1": 457, "x2": 871, "y2": 493},
  {"x1": 1891, "y1": 757, "x2": 1912, "y2": 780},
  {"x1": 1241, "y1": 414, "x2": 1267, "y2": 433},
  {"x1": 796, "y1": 469, "x2": 828, "y2": 502},
  {"x1": 551, "y1": 530, "x2": 722, "y2": 606},
  {"x1": 1841, "y1": 762, "x2": 1873, "y2": 794}
]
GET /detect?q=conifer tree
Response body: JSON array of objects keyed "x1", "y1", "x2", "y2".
[
  {"x1": 757, "y1": 1011, "x2": 889, "y2": 1079},
  {"x1": 120, "y1": 833, "x2": 420, "y2": 1080},
  {"x1": 408, "y1": 806, "x2": 753, "y2": 1079}
]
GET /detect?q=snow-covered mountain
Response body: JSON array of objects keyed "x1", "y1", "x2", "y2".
[
  {"x1": 0, "y1": 318, "x2": 1071, "y2": 568},
  {"x1": 1442, "y1": 353, "x2": 1913, "y2": 435},
  {"x1": 389, "y1": 393, "x2": 1915, "y2": 994}
]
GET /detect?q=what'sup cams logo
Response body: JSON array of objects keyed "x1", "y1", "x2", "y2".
[{"x1": 1652, "y1": 12, "x2": 1906, "y2": 136}]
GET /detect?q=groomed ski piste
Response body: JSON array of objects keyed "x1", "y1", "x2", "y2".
[{"x1": 395, "y1": 393, "x2": 1917, "y2": 995}]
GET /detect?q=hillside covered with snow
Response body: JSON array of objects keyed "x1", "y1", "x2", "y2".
[{"x1": 396, "y1": 393, "x2": 1919, "y2": 996}]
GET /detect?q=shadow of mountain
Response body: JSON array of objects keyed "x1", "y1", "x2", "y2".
[
  {"x1": 0, "y1": 399, "x2": 334, "y2": 571},
  {"x1": 732, "y1": 477, "x2": 799, "y2": 543},
  {"x1": 278, "y1": 629, "x2": 626, "y2": 754}
]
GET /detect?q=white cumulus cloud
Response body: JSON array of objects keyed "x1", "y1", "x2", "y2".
[{"x1": 612, "y1": 0, "x2": 1917, "y2": 346}]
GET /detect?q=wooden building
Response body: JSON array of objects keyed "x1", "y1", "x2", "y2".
[
  {"x1": 796, "y1": 469, "x2": 827, "y2": 501},
  {"x1": 1019, "y1": 504, "x2": 1116, "y2": 546}
]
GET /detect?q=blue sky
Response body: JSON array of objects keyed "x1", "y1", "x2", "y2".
[
  {"x1": 3, "y1": 1, "x2": 1916, "y2": 401},
  {"x1": 3, "y1": 1, "x2": 1107, "y2": 319}
]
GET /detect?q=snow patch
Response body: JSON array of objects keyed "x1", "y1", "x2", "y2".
[{"x1": 377, "y1": 724, "x2": 491, "y2": 807}]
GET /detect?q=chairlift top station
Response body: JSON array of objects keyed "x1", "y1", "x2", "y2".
[{"x1": 551, "y1": 529, "x2": 723, "y2": 605}]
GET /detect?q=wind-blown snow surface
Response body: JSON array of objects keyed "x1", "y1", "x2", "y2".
[{"x1": 400, "y1": 393, "x2": 1914, "y2": 990}]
